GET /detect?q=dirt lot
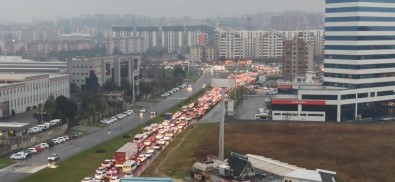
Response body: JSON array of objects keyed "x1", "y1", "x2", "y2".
[{"x1": 194, "y1": 121, "x2": 395, "y2": 182}]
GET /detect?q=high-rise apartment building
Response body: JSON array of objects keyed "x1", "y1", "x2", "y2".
[
  {"x1": 109, "y1": 26, "x2": 215, "y2": 55},
  {"x1": 217, "y1": 31, "x2": 245, "y2": 59},
  {"x1": 254, "y1": 31, "x2": 285, "y2": 59},
  {"x1": 190, "y1": 45, "x2": 218, "y2": 63},
  {"x1": 283, "y1": 39, "x2": 314, "y2": 81}
]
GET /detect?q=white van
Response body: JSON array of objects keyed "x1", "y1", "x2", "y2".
[
  {"x1": 37, "y1": 124, "x2": 46, "y2": 131},
  {"x1": 50, "y1": 119, "x2": 61, "y2": 126},
  {"x1": 43, "y1": 122, "x2": 51, "y2": 130},
  {"x1": 143, "y1": 126, "x2": 153, "y2": 135},
  {"x1": 133, "y1": 134, "x2": 145, "y2": 143},
  {"x1": 28, "y1": 127, "x2": 38, "y2": 134}
]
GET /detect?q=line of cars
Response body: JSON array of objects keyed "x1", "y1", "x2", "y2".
[
  {"x1": 10, "y1": 132, "x2": 82, "y2": 161},
  {"x1": 100, "y1": 110, "x2": 133, "y2": 125},
  {"x1": 27, "y1": 119, "x2": 62, "y2": 134},
  {"x1": 81, "y1": 87, "x2": 227, "y2": 181},
  {"x1": 160, "y1": 83, "x2": 189, "y2": 97}
]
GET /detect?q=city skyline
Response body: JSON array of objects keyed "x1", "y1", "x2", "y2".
[{"x1": 1, "y1": 0, "x2": 324, "y2": 23}]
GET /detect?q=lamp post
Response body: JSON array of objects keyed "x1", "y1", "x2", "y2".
[{"x1": 211, "y1": 78, "x2": 235, "y2": 161}]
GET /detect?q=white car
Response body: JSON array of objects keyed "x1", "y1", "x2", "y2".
[
  {"x1": 145, "y1": 149, "x2": 155, "y2": 158},
  {"x1": 143, "y1": 140, "x2": 151, "y2": 146},
  {"x1": 163, "y1": 136, "x2": 171, "y2": 141},
  {"x1": 158, "y1": 129, "x2": 165, "y2": 134},
  {"x1": 81, "y1": 177, "x2": 95, "y2": 182},
  {"x1": 10, "y1": 152, "x2": 27, "y2": 160},
  {"x1": 95, "y1": 171, "x2": 106, "y2": 180},
  {"x1": 57, "y1": 137, "x2": 66, "y2": 143},
  {"x1": 27, "y1": 147, "x2": 37, "y2": 154},
  {"x1": 157, "y1": 139, "x2": 166, "y2": 145},
  {"x1": 62, "y1": 136, "x2": 70, "y2": 141},
  {"x1": 140, "y1": 108, "x2": 147, "y2": 113},
  {"x1": 96, "y1": 167, "x2": 106, "y2": 173},
  {"x1": 48, "y1": 153, "x2": 60, "y2": 161},
  {"x1": 156, "y1": 134, "x2": 164, "y2": 139},
  {"x1": 110, "y1": 176, "x2": 120, "y2": 182},
  {"x1": 39, "y1": 143, "x2": 49, "y2": 149},
  {"x1": 52, "y1": 138, "x2": 61, "y2": 144},
  {"x1": 138, "y1": 154, "x2": 147, "y2": 162},
  {"x1": 101, "y1": 159, "x2": 113, "y2": 168}
]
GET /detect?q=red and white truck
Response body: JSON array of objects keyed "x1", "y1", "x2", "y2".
[{"x1": 114, "y1": 142, "x2": 138, "y2": 167}]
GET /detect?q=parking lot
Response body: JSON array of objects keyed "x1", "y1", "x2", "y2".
[{"x1": 235, "y1": 95, "x2": 272, "y2": 120}]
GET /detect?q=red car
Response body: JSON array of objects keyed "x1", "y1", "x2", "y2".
[
  {"x1": 108, "y1": 167, "x2": 118, "y2": 175},
  {"x1": 34, "y1": 145, "x2": 44, "y2": 152},
  {"x1": 149, "y1": 136, "x2": 156, "y2": 142}
]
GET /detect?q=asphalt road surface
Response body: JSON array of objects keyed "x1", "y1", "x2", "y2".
[{"x1": 0, "y1": 74, "x2": 212, "y2": 182}]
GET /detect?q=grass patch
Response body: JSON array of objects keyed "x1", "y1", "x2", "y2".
[
  {"x1": 0, "y1": 155, "x2": 12, "y2": 169},
  {"x1": 141, "y1": 123, "x2": 217, "y2": 179},
  {"x1": 195, "y1": 122, "x2": 395, "y2": 182},
  {"x1": 139, "y1": 122, "x2": 395, "y2": 181}
]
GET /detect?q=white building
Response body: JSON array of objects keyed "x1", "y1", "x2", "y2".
[
  {"x1": 217, "y1": 31, "x2": 245, "y2": 59},
  {"x1": 0, "y1": 73, "x2": 69, "y2": 118},
  {"x1": 67, "y1": 55, "x2": 141, "y2": 90}
]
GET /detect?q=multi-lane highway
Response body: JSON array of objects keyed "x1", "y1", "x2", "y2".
[{"x1": 0, "y1": 74, "x2": 211, "y2": 182}]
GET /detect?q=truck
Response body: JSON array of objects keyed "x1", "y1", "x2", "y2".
[{"x1": 114, "y1": 142, "x2": 139, "y2": 167}]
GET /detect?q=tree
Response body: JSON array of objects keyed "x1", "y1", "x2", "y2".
[
  {"x1": 70, "y1": 83, "x2": 79, "y2": 93},
  {"x1": 55, "y1": 96, "x2": 77, "y2": 125},
  {"x1": 102, "y1": 80, "x2": 119, "y2": 91},
  {"x1": 177, "y1": 54, "x2": 186, "y2": 60},
  {"x1": 139, "y1": 81, "x2": 152, "y2": 99},
  {"x1": 44, "y1": 95, "x2": 56, "y2": 120},
  {"x1": 173, "y1": 66, "x2": 186, "y2": 79},
  {"x1": 120, "y1": 79, "x2": 131, "y2": 92}
]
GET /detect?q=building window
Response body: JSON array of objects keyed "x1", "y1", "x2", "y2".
[
  {"x1": 370, "y1": 92, "x2": 375, "y2": 97},
  {"x1": 341, "y1": 94, "x2": 356, "y2": 100}
]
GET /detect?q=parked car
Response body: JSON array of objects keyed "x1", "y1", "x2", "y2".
[
  {"x1": 57, "y1": 137, "x2": 66, "y2": 143},
  {"x1": 39, "y1": 143, "x2": 49, "y2": 149},
  {"x1": 51, "y1": 138, "x2": 61, "y2": 144},
  {"x1": 27, "y1": 147, "x2": 37, "y2": 154},
  {"x1": 34, "y1": 145, "x2": 44, "y2": 152},
  {"x1": 62, "y1": 136, "x2": 70, "y2": 141},
  {"x1": 10, "y1": 152, "x2": 27, "y2": 160},
  {"x1": 48, "y1": 153, "x2": 60, "y2": 161}
]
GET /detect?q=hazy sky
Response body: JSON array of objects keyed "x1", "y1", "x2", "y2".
[{"x1": 2, "y1": 0, "x2": 324, "y2": 22}]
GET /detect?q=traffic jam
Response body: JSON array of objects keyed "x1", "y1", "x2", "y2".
[{"x1": 82, "y1": 87, "x2": 228, "y2": 182}]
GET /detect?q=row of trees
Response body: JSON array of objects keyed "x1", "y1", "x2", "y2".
[{"x1": 43, "y1": 95, "x2": 78, "y2": 125}]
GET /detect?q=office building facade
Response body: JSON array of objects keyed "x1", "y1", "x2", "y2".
[
  {"x1": 272, "y1": 0, "x2": 395, "y2": 122},
  {"x1": 0, "y1": 73, "x2": 69, "y2": 118}
]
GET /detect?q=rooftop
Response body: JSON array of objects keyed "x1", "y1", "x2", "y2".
[
  {"x1": 246, "y1": 154, "x2": 336, "y2": 182},
  {"x1": 0, "y1": 73, "x2": 68, "y2": 82},
  {"x1": 0, "y1": 122, "x2": 30, "y2": 129}
]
